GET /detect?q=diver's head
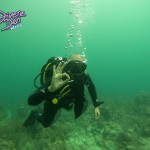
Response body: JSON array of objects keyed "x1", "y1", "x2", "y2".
[
  {"x1": 66, "y1": 54, "x2": 87, "y2": 75},
  {"x1": 69, "y1": 54, "x2": 86, "y2": 62}
]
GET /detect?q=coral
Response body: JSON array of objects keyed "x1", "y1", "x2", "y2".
[
  {"x1": 0, "y1": 137, "x2": 16, "y2": 150},
  {"x1": 117, "y1": 132, "x2": 133, "y2": 146},
  {"x1": 1, "y1": 93, "x2": 150, "y2": 149},
  {"x1": 101, "y1": 106, "x2": 112, "y2": 121},
  {"x1": 134, "y1": 93, "x2": 150, "y2": 106},
  {"x1": 140, "y1": 119, "x2": 150, "y2": 137}
]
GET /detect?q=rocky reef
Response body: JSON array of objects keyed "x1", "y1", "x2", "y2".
[{"x1": 0, "y1": 93, "x2": 150, "y2": 150}]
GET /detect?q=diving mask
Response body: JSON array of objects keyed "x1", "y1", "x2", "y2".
[{"x1": 66, "y1": 60, "x2": 87, "y2": 75}]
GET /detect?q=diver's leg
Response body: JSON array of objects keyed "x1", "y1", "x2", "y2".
[
  {"x1": 36, "y1": 100, "x2": 58, "y2": 128},
  {"x1": 36, "y1": 109, "x2": 57, "y2": 128},
  {"x1": 74, "y1": 94, "x2": 88, "y2": 119},
  {"x1": 23, "y1": 109, "x2": 57, "y2": 128},
  {"x1": 23, "y1": 100, "x2": 58, "y2": 128},
  {"x1": 23, "y1": 110, "x2": 38, "y2": 127},
  {"x1": 74, "y1": 100, "x2": 84, "y2": 119}
]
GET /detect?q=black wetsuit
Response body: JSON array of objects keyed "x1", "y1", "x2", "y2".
[{"x1": 25, "y1": 73, "x2": 101, "y2": 128}]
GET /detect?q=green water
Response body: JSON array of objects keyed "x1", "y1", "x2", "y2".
[
  {"x1": 0, "y1": 1, "x2": 150, "y2": 149},
  {"x1": 0, "y1": 0, "x2": 150, "y2": 104}
]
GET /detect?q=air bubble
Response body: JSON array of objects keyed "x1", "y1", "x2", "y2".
[
  {"x1": 69, "y1": 11, "x2": 73, "y2": 14},
  {"x1": 78, "y1": 20, "x2": 82, "y2": 24},
  {"x1": 70, "y1": 33, "x2": 73, "y2": 37}
]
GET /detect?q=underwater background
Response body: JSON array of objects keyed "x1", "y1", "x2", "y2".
[{"x1": 0, "y1": 0, "x2": 150, "y2": 149}]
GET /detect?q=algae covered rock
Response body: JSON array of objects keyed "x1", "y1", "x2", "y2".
[{"x1": 0, "y1": 137, "x2": 16, "y2": 150}]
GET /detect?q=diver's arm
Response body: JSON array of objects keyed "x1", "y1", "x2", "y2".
[
  {"x1": 28, "y1": 62, "x2": 70, "y2": 106},
  {"x1": 85, "y1": 73, "x2": 103, "y2": 107},
  {"x1": 85, "y1": 73, "x2": 104, "y2": 119},
  {"x1": 28, "y1": 89, "x2": 48, "y2": 106},
  {"x1": 47, "y1": 62, "x2": 70, "y2": 92}
]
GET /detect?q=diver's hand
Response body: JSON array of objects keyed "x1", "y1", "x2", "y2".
[
  {"x1": 48, "y1": 62, "x2": 70, "y2": 92},
  {"x1": 95, "y1": 106, "x2": 100, "y2": 120}
]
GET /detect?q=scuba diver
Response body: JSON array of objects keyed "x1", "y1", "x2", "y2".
[{"x1": 23, "y1": 54, "x2": 104, "y2": 128}]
